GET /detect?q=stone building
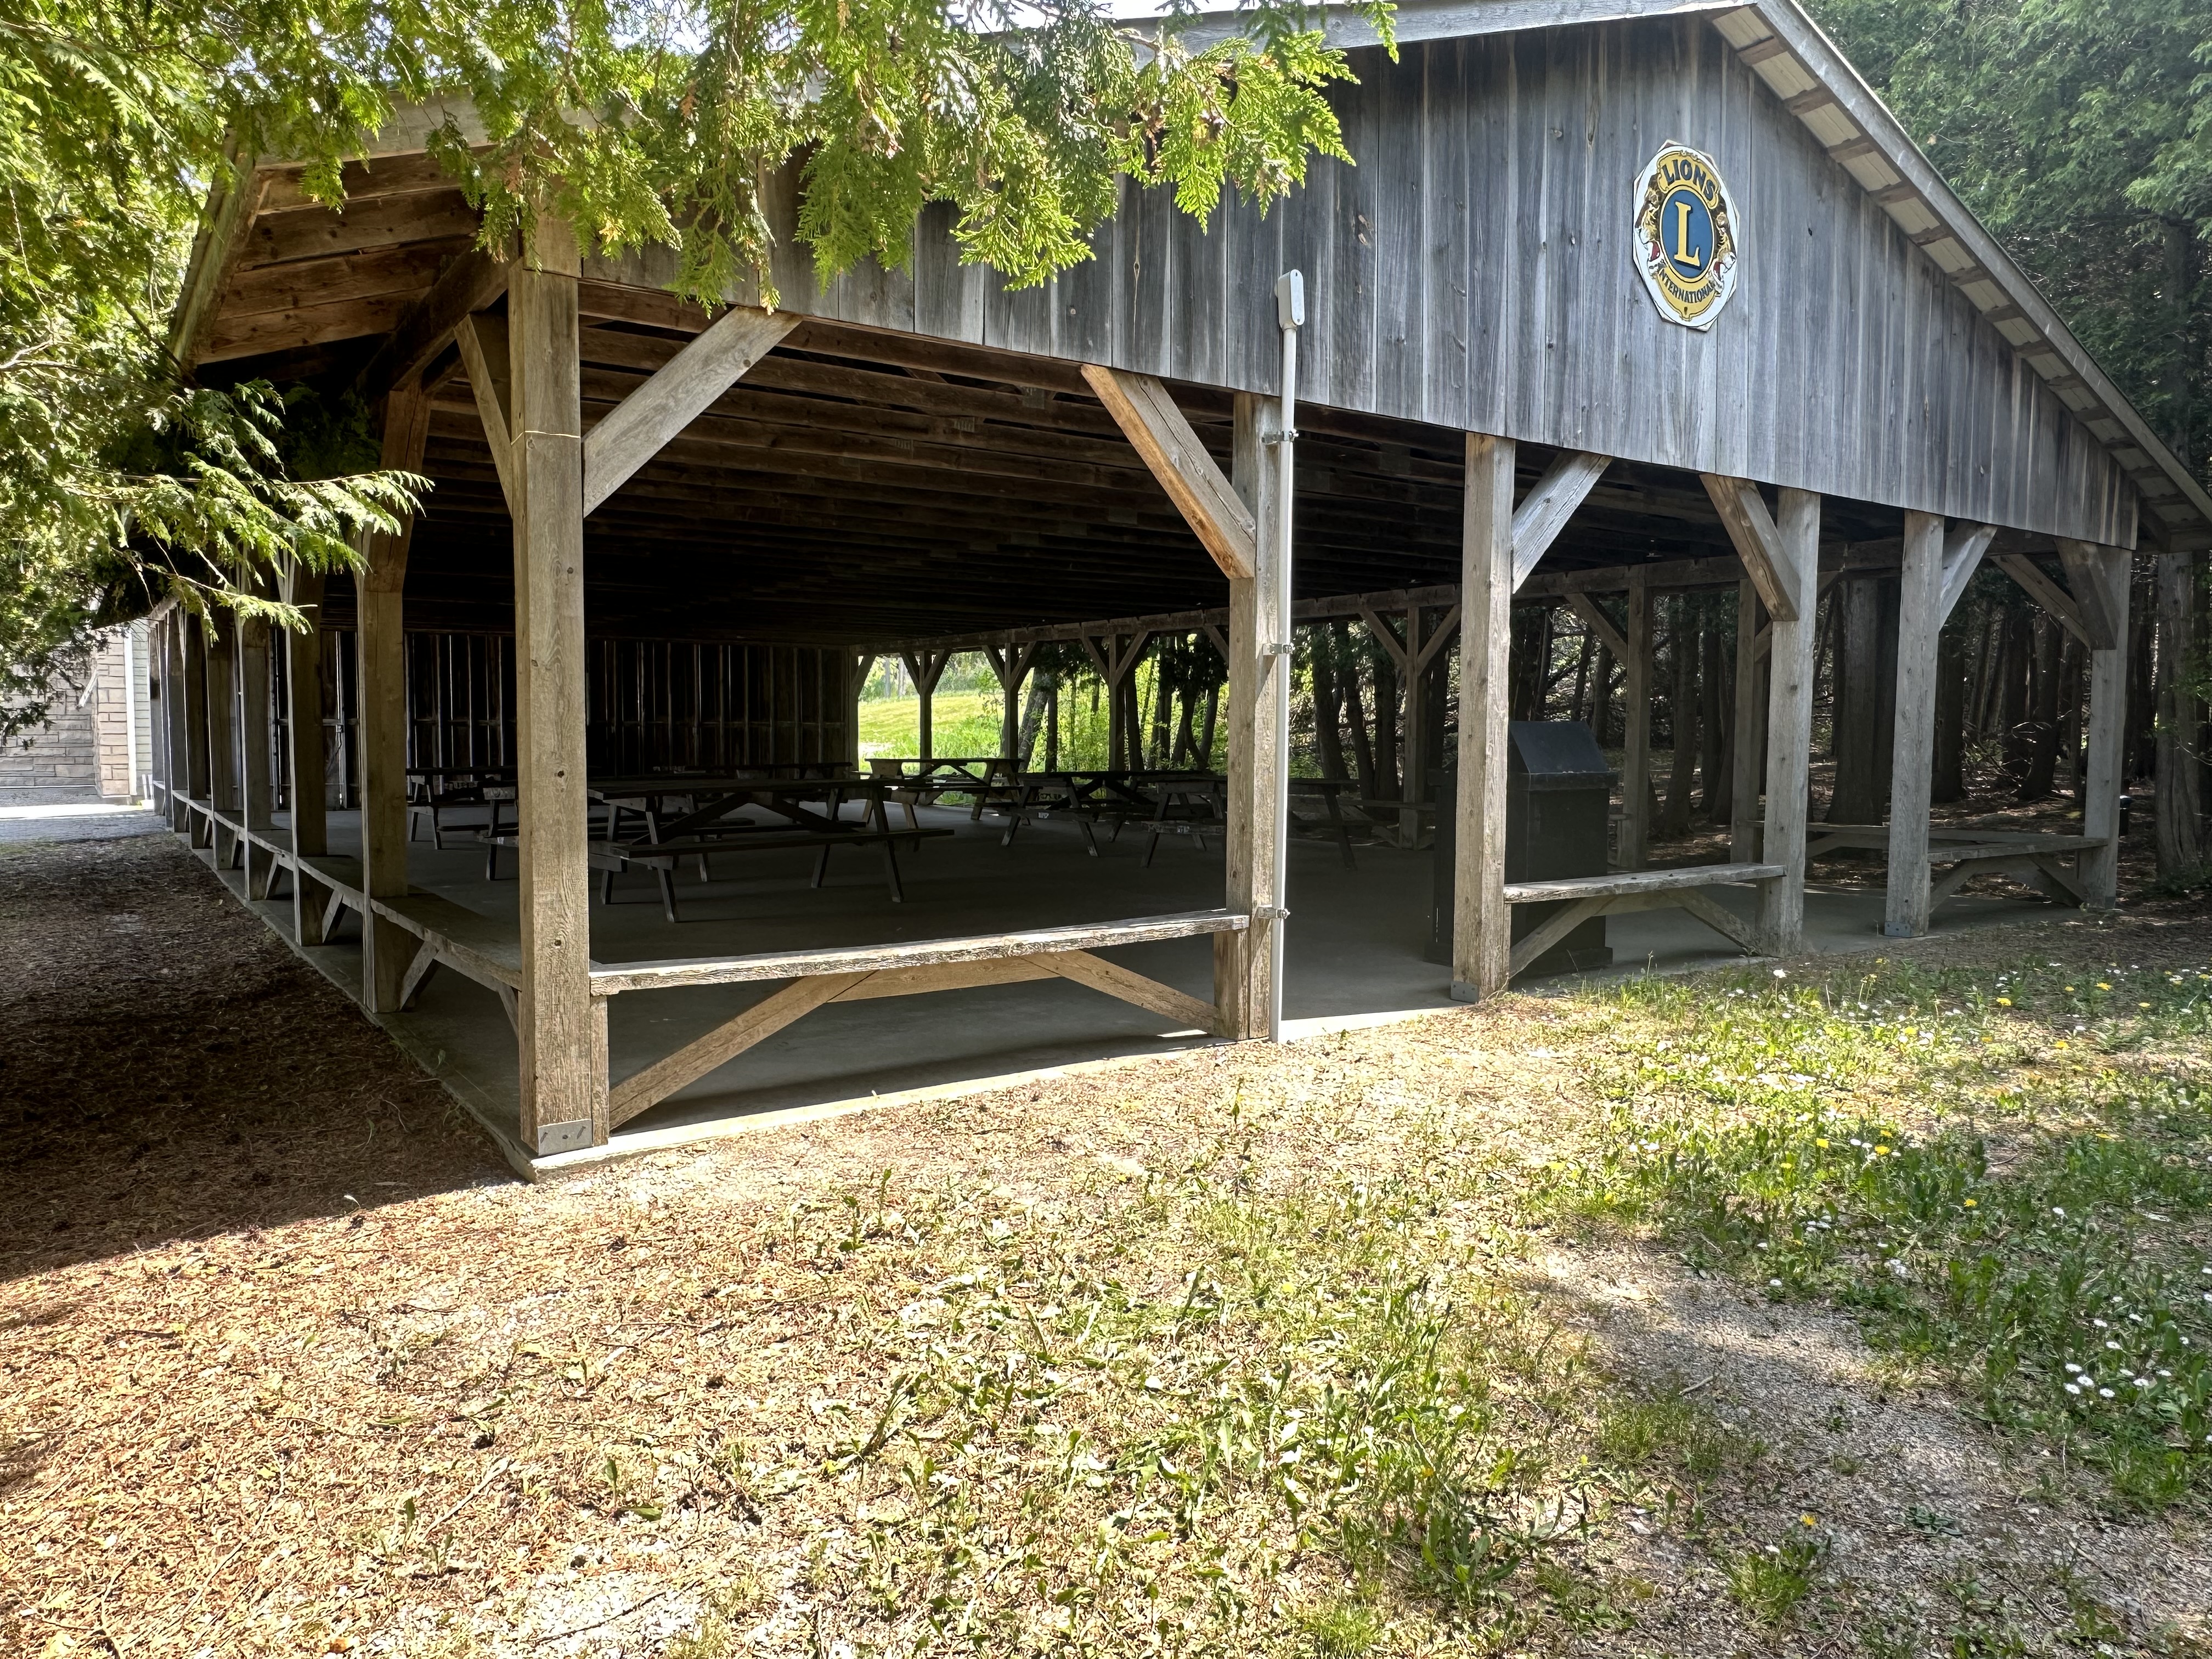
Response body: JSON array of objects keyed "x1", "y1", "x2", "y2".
[{"x1": 1, "y1": 623, "x2": 153, "y2": 804}]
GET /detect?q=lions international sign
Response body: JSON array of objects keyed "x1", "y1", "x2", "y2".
[{"x1": 1634, "y1": 144, "x2": 1741, "y2": 330}]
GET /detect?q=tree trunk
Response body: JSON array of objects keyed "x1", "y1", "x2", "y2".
[
  {"x1": 1568, "y1": 627, "x2": 1594, "y2": 727},
  {"x1": 1018, "y1": 668, "x2": 1056, "y2": 768},
  {"x1": 1701, "y1": 621, "x2": 1730, "y2": 821},
  {"x1": 1933, "y1": 623, "x2": 1966, "y2": 804},
  {"x1": 1827, "y1": 579, "x2": 1884, "y2": 822},
  {"x1": 1374, "y1": 655, "x2": 1400, "y2": 799},
  {"x1": 2018, "y1": 618, "x2": 2064, "y2": 802},
  {"x1": 1997, "y1": 606, "x2": 2033, "y2": 791},
  {"x1": 1312, "y1": 643, "x2": 1348, "y2": 782},
  {"x1": 1662, "y1": 603, "x2": 1700, "y2": 835},
  {"x1": 1342, "y1": 639, "x2": 1379, "y2": 802},
  {"x1": 2155, "y1": 548, "x2": 2208, "y2": 874}
]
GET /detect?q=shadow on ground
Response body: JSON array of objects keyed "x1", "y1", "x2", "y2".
[{"x1": 0, "y1": 833, "x2": 506, "y2": 1282}]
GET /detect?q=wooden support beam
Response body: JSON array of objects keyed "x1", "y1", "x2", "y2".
[
  {"x1": 1215, "y1": 392, "x2": 1285, "y2": 1037},
  {"x1": 1620, "y1": 570, "x2": 1654, "y2": 871},
  {"x1": 155, "y1": 614, "x2": 182, "y2": 832},
  {"x1": 2055, "y1": 539, "x2": 2123, "y2": 650},
  {"x1": 1507, "y1": 894, "x2": 1607, "y2": 980},
  {"x1": 1757, "y1": 490, "x2": 1823, "y2": 953},
  {"x1": 454, "y1": 312, "x2": 515, "y2": 507},
  {"x1": 1451, "y1": 432, "x2": 1515, "y2": 1001},
  {"x1": 898, "y1": 647, "x2": 952, "y2": 761},
  {"x1": 182, "y1": 613, "x2": 212, "y2": 843},
  {"x1": 983, "y1": 641, "x2": 1039, "y2": 763},
  {"x1": 583, "y1": 306, "x2": 798, "y2": 516},
  {"x1": 354, "y1": 243, "x2": 512, "y2": 403},
  {"x1": 280, "y1": 567, "x2": 332, "y2": 943},
  {"x1": 1884, "y1": 511, "x2": 1946, "y2": 938},
  {"x1": 1702, "y1": 475, "x2": 1802, "y2": 622},
  {"x1": 1938, "y1": 522, "x2": 1997, "y2": 622},
  {"x1": 509, "y1": 225, "x2": 609, "y2": 1154},
  {"x1": 238, "y1": 604, "x2": 278, "y2": 898},
  {"x1": 1563, "y1": 592, "x2": 1629, "y2": 664},
  {"x1": 1040, "y1": 950, "x2": 1217, "y2": 1032},
  {"x1": 358, "y1": 386, "x2": 431, "y2": 1013},
  {"x1": 610, "y1": 973, "x2": 869, "y2": 1128},
  {"x1": 1081, "y1": 365, "x2": 1257, "y2": 580},
  {"x1": 1511, "y1": 451, "x2": 1611, "y2": 588},
  {"x1": 204, "y1": 611, "x2": 241, "y2": 866},
  {"x1": 1993, "y1": 552, "x2": 2090, "y2": 644}
]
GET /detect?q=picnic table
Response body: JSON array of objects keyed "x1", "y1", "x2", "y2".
[{"x1": 470, "y1": 773, "x2": 906, "y2": 881}]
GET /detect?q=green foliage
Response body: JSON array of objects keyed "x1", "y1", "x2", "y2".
[
  {"x1": 1723, "y1": 1530, "x2": 1821, "y2": 1626},
  {"x1": 1553, "y1": 957, "x2": 2212, "y2": 1508},
  {"x1": 1811, "y1": 0, "x2": 2212, "y2": 477},
  {"x1": 0, "y1": 0, "x2": 1395, "y2": 736}
]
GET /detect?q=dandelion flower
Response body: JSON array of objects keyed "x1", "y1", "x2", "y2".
[
  {"x1": 1815, "y1": 1138, "x2": 1830, "y2": 1148},
  {"x1": 1963, "y1": 1198, "x2": 1977, "y2": 1207},
  {"x1": 2096, "y1": 983, "x2": 2112, "y2": 991},
  {"x1": 1995, "y1": 997, "x2": 2012, "y2": 1007},
  {"x1": 1800, "y1": 1513, "x2": 1819, "y2": 1526}
]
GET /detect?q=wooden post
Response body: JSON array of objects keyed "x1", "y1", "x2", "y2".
[
  {"x1": 205, "y1": 610, "x2": 240, "y2": 866},
  {"x1": 2078, "y1": 545, "x2": 2131, "y2": 908},
  {"x1": 285, "y1": 571, "x2": 332, "y2": 942},
  {"x1": 1883, "y1": 511, "x2": 1945, "y2": 936},
  {"x1": 984, "y1": 643, "x2": 1036, "y2": 765},
  {"x1": 238, "y1": 602, "x2": 278, "y2": 898},
  {"x1": 182, "y1": 610, "x2": 213, "y2": 847},
  {"x1": 1215, "y1": 393, "x2": 1285, "y2": 1039},
  {"x1": 899, "y1": 649, "x2": 949, "y2": 762},
  {"x1": 162, "y1": 614, "x2": 192, "y2": 832},
  {"x1": 358, "y1": 386, "x2": 431, "y2": 1012},
  {"x1": 1760, "y1": 490, "x2": 1823, "y2": 953},
  {"x1": 1620, "y1": 570, "x2": 1652, "y2": 870},
  {"x1": 1729, "y1": 580, "x2": 1765, "y2": 860},
  {"x1": 510, "y1": 227, "x2": 609, "y2": 1152},
  {"x1": 1451, "y1": 433, "x2": 1515, "y2": 1001}
]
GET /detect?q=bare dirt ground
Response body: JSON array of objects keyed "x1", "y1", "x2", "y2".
[{"x1": 4, "y1": 829, "x2": 2210, "y2": 1657}]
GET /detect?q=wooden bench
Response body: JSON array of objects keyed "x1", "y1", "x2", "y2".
[
  {"x1": 371, "y1": 890, "x2": 526, "y2": 1022},
  {"x1": 1807, "y1": 824, "x2": 2103, "y2": 908},
  {"x1": 581, "y1": 826, "x2": 955, "y2": 920},
  {"x1": 1502, "y1": 861, "x2": 1786, "y2": 979}
]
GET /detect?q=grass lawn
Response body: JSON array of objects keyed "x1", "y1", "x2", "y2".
[{"x1": 4, "y1": 834, "x2": 2211, "y2": 1655}]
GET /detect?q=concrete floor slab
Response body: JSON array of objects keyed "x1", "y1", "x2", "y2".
[{"x1": 213, "y1": 804, "x2": 2061, "y2": 1168}]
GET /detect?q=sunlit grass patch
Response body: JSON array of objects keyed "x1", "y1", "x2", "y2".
[
  {"x1": 1548, "y1": 955, "x2": 2212, "y2": 1508},
  {"x1": 751, "y1": 1126, "x2": 1662, "y2": 1651}
]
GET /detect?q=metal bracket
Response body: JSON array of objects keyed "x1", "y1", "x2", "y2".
[
  {"x1": 534, "y1": 1118, "x2": 594, "y2": 1156},
  {"x1": 1252, "y1": 904, "x2": 1291, "y2": 921},
  {"x1": 1262, "y1": 642, "x2": 1294, "y2": 656},
  {"x1": 1260, "y1": 428, "x2": 1300, "y2": 445}
]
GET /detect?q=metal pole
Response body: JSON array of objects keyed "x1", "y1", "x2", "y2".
[{"x1": 1268, "y1": 271, "x2": 1304, "y2": 1042}]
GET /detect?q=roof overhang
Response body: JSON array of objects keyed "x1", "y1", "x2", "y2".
[{"x1": 166, "y1": 2, "x2": 2211, "y2": 555}]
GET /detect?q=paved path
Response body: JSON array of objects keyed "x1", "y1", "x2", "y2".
[{"x1": 0, "y1": 802, "x2": 163, "y2": 846}]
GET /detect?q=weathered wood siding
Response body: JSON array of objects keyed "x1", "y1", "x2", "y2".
[{"x1": 591, "y1": 16, "x2": 2133, "y2": 545}]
